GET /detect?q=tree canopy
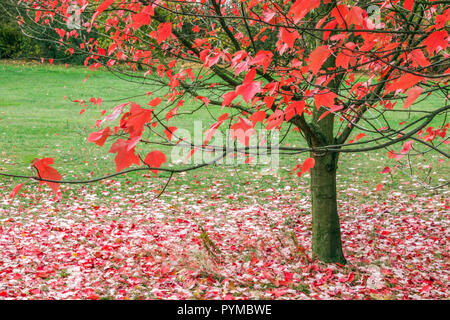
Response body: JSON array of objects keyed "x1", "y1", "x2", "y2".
[{"x1": 2, "y1": 0, "x2": 449, "y2": 263}]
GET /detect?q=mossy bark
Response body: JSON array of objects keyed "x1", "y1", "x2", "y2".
[{"x1": 310, "y1": 152, "x2": 346, "y2": 264}]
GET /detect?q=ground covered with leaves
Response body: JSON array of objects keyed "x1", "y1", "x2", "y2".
[
  {"x1": 0, "y1": 174, "x2": 448, "y2": 300},
  {"x1": 1, "y1": 62, "x2": 448, "y2": 300}
]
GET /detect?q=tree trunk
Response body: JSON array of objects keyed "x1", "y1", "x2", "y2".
[{"x1": 310, "y1": 152, "x2": 346, "y2": 264}]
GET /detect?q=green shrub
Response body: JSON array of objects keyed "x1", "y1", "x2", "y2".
[{"x1": 0, "y1": 23, "x2": 22, "y2": 58}]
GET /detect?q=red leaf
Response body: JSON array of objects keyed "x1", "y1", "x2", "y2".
[
  {"x1": 164, "y1": 126, "x2": 178, "y2": 141},
  {"x1": 423, "y1": 30, "x2": 449, "y2": 55},
  {"x1": 297, "y1": 157, "x2": 315, "y2": 177},
  {"x1": 249, "y1": 110, "x2": 266, "y2": 126},
  {"x1": 144, "y1": 150, "x2": 166, "y2": 175},
  {"x1": 222, "y1": 91, "x2": 238, "y2": 108},
  {"x1": 381, "y1": 166, "x2": 391, "y2": 174},
  {"x1": 88, "y1": 127, "x2": 112, "y2": 146},
  {"x1": 235, "y1": 69, "x2": 262, "y2": 103},
  {"x1": 230, "y1": 117, "x2": 256, "y2": 146},
  {"x1": 354, "y1": 133, "x2": 366, "y2": 141},
  {"x1": 315, "y1": 90, "x2": 337, "y2": 110},
  {"x1": 9, "y1": 182, "x2": 26, "y2": 199},
  {"x1": 387, "y1": 150, "x2": 404, "y2": 161},
  {"x1": 109, "y1": 139, "x2": 140, "y2": 172},
  {"x1": 409, "y1": 49, "x2": 430, "y2": 68},
  {"x1": 31, "y1": 158, "x2": 62, "y2": 196},
  {"x1": 331, "y1": 5, "x2": 350, "y2": 27},
  {"x1": 346, "y1": 7, "x2": 365, "y2": 27},
  {"x1": 121, "y1": 103, "x2": 152, "y2": 137},
  {"x1": 279, "y1": 27, "x2": 300, "y2": 49},
  {"x1": 404, "y1": 0, "x2": 414, "y2": 11},
  {"x1": 336, "y1": 42, "x2": 356, "y2": 69},
  {"x1": 204, "y1": 114, "x2": 228, "y2": 145},
  {"x1": 130, "y1": 5, "x2": 154, "y2": 29},
  {"x1": 55, "y1": 28, "x2": 65, "y2": 38},
  {"x1": 165, "y1": 106, "x2": 179, "y2": 121},
  {"x1": 156, "y1": 22, "x2": 172, "y2": 44},
  {"x1": 385, "y1": 74, "x2": 423, "y2": 93},
  {"x1": 347, "y1": 272, "x2": 355, "y2": 283},
  {"x1": 148, "y1": 97, "x2": 163, "y2": 107},
  {"x1": 96, "y1": 0, "x2": 115, "y2": 14},
  {"x1": 103, "y1": 102, "x2": 129, "y2": 123},
  {"x1": 285, "y1": 100, "x2": 305, "y2": 121},
  {"x1": 284, "y1": 271, "x2": 294, "y2": 283},
  {"x1": 308, "y1": 45, "x2": 331, "y2": 75},
  {"x1": 250, "y1": 51, "x2": 273, "y2": 74},
  {"x1": 204, "y1": 51, "x2": 223, "y2": 68},
  {"x1": 400, "y1": 140, "x2": 414, "y2": 154},
  {"x1": 403, "y1": 86, "x2": 423, "y2": 109},
  {"x1": 265, "y1": 109, "x2": 284, "y2": 130},
  {"x1": 288, "y1": 0, "x2": 320, "y2": 24},
  {"x1": 94, "y1": 97, "x2": 102, "y2": 106},
  {"x1": 91, "y1": 0, "x2": 116, "y2": 25}
]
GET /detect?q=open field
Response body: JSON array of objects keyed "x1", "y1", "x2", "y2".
[
  {"x1": 0, "y1": 61, "x2": 448, "y2": 299},
  {"x1": 0, "y1": 61, "x2": 448, "y2": 201}
]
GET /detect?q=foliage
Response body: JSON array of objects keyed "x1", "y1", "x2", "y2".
[
  {"x1": 0, "y1": 22, "x2": 21, "y2": 58},
  {"x1": 1, "y1": 0, "x2": 449, "y2": 264},
  {"x1": 0, "y1": 18, "x2": 42, "y2": 59},
  {"x1": 0, "y1": 177, "x2": 448, "y2": 299},
  {"x1": 0, "y1": 0, "x2": 89, "y2": 63}
]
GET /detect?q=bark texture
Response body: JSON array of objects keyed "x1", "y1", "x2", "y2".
[{"x1": 310, "y1": 152, "x2": 346, "y2": 264}]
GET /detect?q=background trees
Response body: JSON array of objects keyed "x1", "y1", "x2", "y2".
[
  {"x1": 0, "y1": 0, "x2": 89, "y2": 63},
  {"x1": 2, "y1": 0, "x2": 449, "y2": 264}
]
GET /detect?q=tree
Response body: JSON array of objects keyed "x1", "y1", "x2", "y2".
[
  {"x1": 0, "y1": 0, "x2": 92, "y2": 63},
  {"x1": 2, "y1": 0, "x2": 449, "y2": 264}
]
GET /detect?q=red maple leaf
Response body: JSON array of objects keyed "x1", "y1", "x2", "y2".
[
  {"x1": 9, "y1": 181, "x2": 29, "y2": 199},
  {"x1": 385, "y1": 74, "x2": 423, "y2": 93},
  {"x1": 308, "y1": 45, "x2": 331, "y2": 75},
  {"x1": 164, "y1": 126, "x2": 178, "y2": 141},
  {"x1": 288, "y1": 0, "x2": 320, "y2": 24},
  {"x1": 315, "y1": 90, "x2": 337, "y2": 110},
  {"x1": 88, "y1": 127, "x2": 112, "y2": 146},
  {"x1": 130, "y1": 5, "x2": 154, "y2": 29},
  {"x1": 222, "y1": 91, "x2": 238, "y2": 108},
  {"x1": 204, "y1": 113, "x2": 229, "y2": 146},
  {"x1": 403, "y1": 86, "x2": 423, "y2": 109},
  {"x1": 156, "y1": 22, "x2": 172, "y2": 44},
  {"x1": 296, "y1": 157, "x2": 315, "y2": 177},
  {"x1": 144, "y1": 150, "x2": 167, "y2": 175},
  {"x1": 121, "y1": 103, "x2": 152, "y2": 138},
  {"x1": 265, "y1": 109, "x2": 284, "y2": 130},
  {"x1": 423, "y1": 30, "x2": 449, "y2": 55},
  {"x1": 31, "y1": 158, "x2": 62, "y2": 196},
  {"x1": 250, "y1": 50, "x2": 273, "y2": 74},
  {"x1": 404, "y1": 0, "x2": 414, "y2": 11},
  {"x1": 235, "y1": 68, "x2": 262, "y2": 103},
  {"x1": 249, "y1": 110, "x2": 266, "y2": 126},
  {"x1": 284, "y1": 100, "x2": 305, "y2": 121},
  {"x1": 109, "y1": 139, "x2": 140, "y2": 172},
  {"x1": 336, "y1": 42, "x2": 357, "y2": 69},
  {"x1": 230, "y1": 117, "x2": 256, "y2": 146},
  {"x1": 279, "y1": 27, "x2": 300, "y2": 49},
  {"x1": 91, "y1": 0, "x2": 116, "y2": 25},
  {"x1": 409, "y1": 49, "x2": 430, "y2": 68}
]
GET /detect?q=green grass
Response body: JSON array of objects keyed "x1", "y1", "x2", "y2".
[{"x1": 0, "y1": 61, "x2": 448, "y2": 205}]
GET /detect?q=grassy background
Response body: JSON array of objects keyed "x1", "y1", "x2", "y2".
[{"x1": 0, "y1": 61, "x2": 448, "y2": 206}]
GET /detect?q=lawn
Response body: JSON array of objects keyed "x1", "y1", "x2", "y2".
[
  {"x1": 0, "y1": 61, "x2": 448, "y2": 299},
  {"x1": 0, "y1": 61, "x2": 447, "y2": 200}
]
